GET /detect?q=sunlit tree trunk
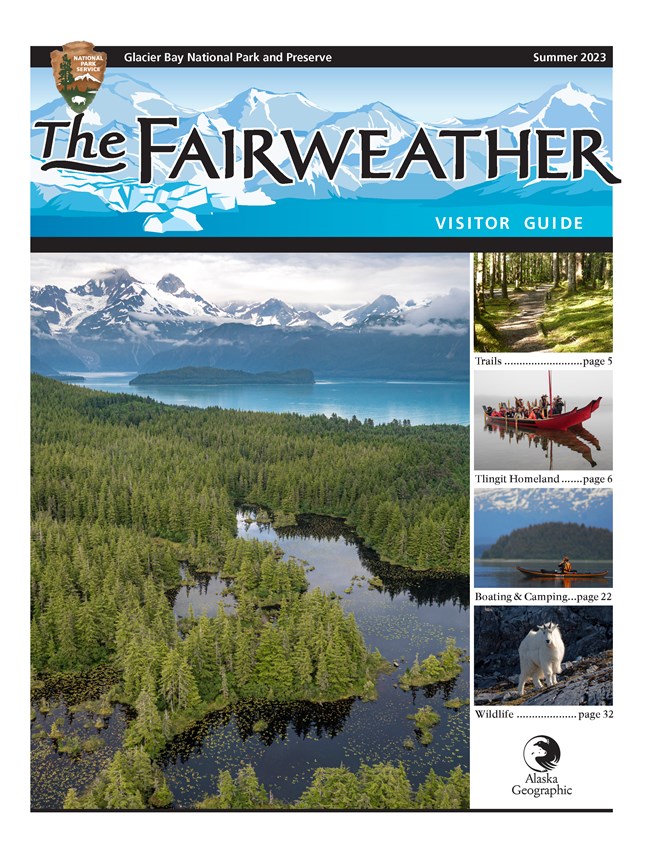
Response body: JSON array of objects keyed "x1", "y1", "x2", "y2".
[
  {"x1": 603, "y1": 253, "x2": 613, "y2": 290},
  {"x1": 567, "y1": 253, "x2": 576, "y2": 294},
  {"x1": 552, "y1": 252, "x2": 559, "y2": 288},
  {"x1": 489, "y1": 253, "x2": 494, "y2": 298},
  {"x1": 576, "y1": 252, "x2": 584, "y2": 289}
]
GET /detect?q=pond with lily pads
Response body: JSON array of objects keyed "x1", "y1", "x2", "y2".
[
  {"x1": 31, "y1": 512, "x2": 469, "y2": 808},
  {"x1": 162, "y1": 511, "x2": 469, "y2": 806}
]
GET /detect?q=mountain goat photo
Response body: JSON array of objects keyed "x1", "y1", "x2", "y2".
[
  {"x1": 474, "y1": 606, "x2": 613, "y2": 705},
  {"x1": 518, "y1": 622, "x2": 565, "y2": 695}
]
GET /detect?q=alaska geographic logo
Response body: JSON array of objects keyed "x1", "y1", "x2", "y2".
[
  {"x1": 523, "y1": 735, "x2": 561, "y2": 772},
  {"x1": 513, "y1": 735, "x2": 571, "y2": 798}
]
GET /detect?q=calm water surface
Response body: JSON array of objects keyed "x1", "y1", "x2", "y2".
[
  {"x1": 69, "y1": 373, "x2": 469, "y2": 426},
  {"x1": 31, "y1": 513, "x2": 469, "y2": 808},
  {"x1": 163, "y1": 513, "x2": 469, "y2": 807},
  {"x1": 474, "y1": 399, "x2": 612, "y2": 470},
  {"x1": 474, "y1": 559, "x2": 613, "y2": 589},
  {"x1": 31, "y1": 696, "x2": 128, "y2": 810}
]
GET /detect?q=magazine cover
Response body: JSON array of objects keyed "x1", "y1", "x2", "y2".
[{"x1": 28, "y1": 42, "x2": 617, "y2": 814}]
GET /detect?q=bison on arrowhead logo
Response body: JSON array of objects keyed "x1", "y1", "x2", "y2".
[{"x1": 50, "y1": 41, "x2": 107, "y2": 113}]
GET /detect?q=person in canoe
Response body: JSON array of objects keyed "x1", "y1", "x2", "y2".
[
  {"x1": 558, "y1": 555, "x2": 575, "y2": 574},
  {"x1": 540, "y1": 394, "x2": 549, "y2": 417},
  {"x1": 552, "y1": 395, "x2": 565, "y2": 415}
]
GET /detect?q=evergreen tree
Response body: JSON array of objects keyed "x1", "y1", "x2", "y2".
[
  {"x1": 58, "y1": 55, "x2": 74, "y2": 91},
  {"x1": 297, "y1": 767, "x2": 361, "y2": 809},
  {"x1": 124, "y1": 684, "x2": 165, "y2": 756},
  {"x1": 357, "y1": 763, "x2": 413, "y2": 809}
]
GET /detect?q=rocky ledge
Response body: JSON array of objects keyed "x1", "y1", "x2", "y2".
[{"x1": 475, "y1": 650, "x2": 613, "y2": 706}]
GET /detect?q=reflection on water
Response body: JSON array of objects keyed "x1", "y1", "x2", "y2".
[
  {"x1": 31, "y1": 669, "x2": 128, "y2": 810},
  {"x1": 475, "y1": 418, "x2": 611, "y2": 470},
  {"x1": 475, "y1": 559, "x2": 613, "y2": 589},
  {"x1": 269, "y1": 514, "x2": 470, "y2": 610},
  {"x1": 161, "y1": 699, "x2": 355, "y2": 764},
  {"x1": 31, "y1": 513, "x2": 469, "y2": 809},
  {"x1": 161, "y1": 512, "x2": 469, "y2": 806}
]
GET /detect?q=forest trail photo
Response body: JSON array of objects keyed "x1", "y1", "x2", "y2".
[{"x1": 474, "y1": 252, "x2": 613, "y2": 354}]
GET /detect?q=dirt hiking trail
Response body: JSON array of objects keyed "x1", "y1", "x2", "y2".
[{"x1": 497, "y1": 282, "x2": 555, "y2": 352}]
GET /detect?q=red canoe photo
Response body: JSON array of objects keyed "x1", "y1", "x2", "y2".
[{"x1": 483, "y1": 397, "x2": 601, "y2": 431}]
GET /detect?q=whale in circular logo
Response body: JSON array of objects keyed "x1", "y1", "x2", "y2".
[
  {"x1": 50, "y1": 41, "x2": 107, "y2": 113},
  {"x1": 523, "y1": 735, "x2": 561, "y2": 772}
]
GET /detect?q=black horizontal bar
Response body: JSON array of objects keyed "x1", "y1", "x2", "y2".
[
  {"x1": 31, "y1": 46, "x2": 613, "y2": 68},
  {"x1": 30, "y1": 237, "x2": 613, "y2": 254}
]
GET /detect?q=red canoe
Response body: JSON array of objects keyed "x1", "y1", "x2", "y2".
[{"x1": 483, "y1": 397, "x2": 601, "y2": 431}]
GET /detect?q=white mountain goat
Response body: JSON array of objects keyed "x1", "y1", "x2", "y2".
[{"x1": 518, "y1": 622, "x2": 565, "y2": 696}]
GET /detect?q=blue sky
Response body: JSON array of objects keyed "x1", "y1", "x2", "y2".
[
  {"x1": 474, "y1": 488, "x2": 613, "y2": 542},
  {"x1": 31, "y1": 66, "x2": 612, "y2": 121}
]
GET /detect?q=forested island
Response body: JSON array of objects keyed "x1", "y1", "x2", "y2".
[
  {"x1": 130, "y1": 366, "x2": 315, "y2": 386},
  {"x1": 31, "y1": 375, "x2": 469, "y2": 809},
  {"x1": 481, "y1": 522, "x2": 613, "y2": 560},
  {"x1": 399, "y1": 639, "x2": 464, "y2": 689}
]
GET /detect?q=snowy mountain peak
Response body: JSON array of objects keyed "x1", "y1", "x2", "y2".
[
  {"x1": 212, "y1": 87, "x2": 332, "y2": 133},
  {"x1": 377, "y1": 294, "x2": 399, "y2": 306},
  {"x1": 258, "y1": 297, "x2": 292, "y2": 311},
  {"x1": 435, "y1": 116, "x2": 463, "y2": 126},
  {"x1": 70, "y1": 268, "x2": 140, "y2": 298},
  {"x1": 30, "y1": 285, "x2": 73, "y2": 322},
  {"x1": 549, "y1": 82, "x2": 605, "y2": 110},
  {"x1": 343, "y1": 294, "x2": 402, "y2": 327},
  {"x1": 156, "y1": 273, "x2": 187, "y2": 295},
  {"x1": 237, "y1": 298, "x2": 296, "y2": 326},
  {"x1": 247, "y1": 88, "x2": 277, "y2": 103}
]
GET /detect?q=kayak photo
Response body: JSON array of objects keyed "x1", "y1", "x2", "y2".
[{"x1": 474, "y1": 487, "x2": 612, "y2": 588}]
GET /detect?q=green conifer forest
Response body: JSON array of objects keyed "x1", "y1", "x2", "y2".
[{"x1": 31, "y1": 376, "x2": 469, "y2": 809}]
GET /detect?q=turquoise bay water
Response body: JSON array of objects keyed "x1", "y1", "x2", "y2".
[{"x1": 70, "y1": 374, "x2": 469, "y2": 425}]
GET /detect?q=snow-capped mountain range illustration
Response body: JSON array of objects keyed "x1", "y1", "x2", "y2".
[{"x1": 31, "y1": 76, "x2": 614, "y2": 233}]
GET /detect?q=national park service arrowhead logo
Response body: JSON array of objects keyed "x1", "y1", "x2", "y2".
[{"x1": 50, "y1": 41, "x2": 106, "y2": 113}]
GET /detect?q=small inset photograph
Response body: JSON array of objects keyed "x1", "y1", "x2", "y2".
[
  {"x1": 475, "y1": 370, "x2": 612, "y2": 470},
  {"x1": 473, "y1": 251, "x2": 613, "y2": 354},
  {"x1": 474, "y1": 488, "x2": 612, "y2": 588},
  {"x1": 474, "y1": 606, "x2": 612, "y2": 706}
]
